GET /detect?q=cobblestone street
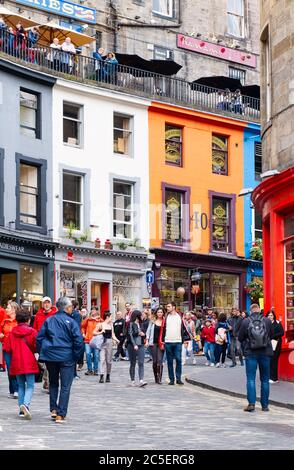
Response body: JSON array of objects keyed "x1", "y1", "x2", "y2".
[{"x1": 0, "y1": 361, "x2": 294, "y2": 450}]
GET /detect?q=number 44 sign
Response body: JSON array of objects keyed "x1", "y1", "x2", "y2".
[{"x1": 44, "y1": 249, "x2": 54, "y2": 259}]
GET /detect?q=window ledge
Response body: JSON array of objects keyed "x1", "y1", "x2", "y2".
[
  {"x1": 63, "y1": 143, "x2": 82, "y2": 149},
  {"x1": 113, "y1": 153, "x2": 133, "y2": 159}
]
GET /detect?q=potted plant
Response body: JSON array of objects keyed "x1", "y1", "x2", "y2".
[
  {"x1": 79, "y1": 229, "x2": 91, "y2": 243},
  {"x1": 116, "y1": 241, "x2": 128, "y2": 250},
  {"x1": 244, "y1": 277, "x2": 263, "y2": 301},
  {"x1": 250, "y1": 239, "x2": 263, "y2": 261},
  {"x1": 65, "y1": 221, "x2": 77, "y2": 240}
]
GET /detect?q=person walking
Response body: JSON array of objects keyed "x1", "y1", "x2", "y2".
[
  {"x1": 214, "y1": 313, "x2": 229, "y2": 368},
  {"x1": 127, "y1": 310, "x2": 147, "y2": 387},
  {"x1": 93, "y1": 311, "x2": 119, "y2": 383},
  {"x1": 71, "y1": 301, "x2": 84, "y2": 376},
  {"x1": 145, "y1": 307, "x2": 165, "y2": 384},
  {"x1": 182, "y1": 311, "x2": 196, "y2": 366},
  {"x1": 201, "y1": 318, "x2": 216, "y2": 366},
  {"x1": 113, "y1": 311, "x2": 126, "y2": 361},
  {"x1": 5, "y1": 310, "x2": 39, "y2": 419},
  {"x1": 0, "y1": 302, "x2": 19, "y2": 397},
  {"x1": 37, "y1": 297, "x2": 84, "y2": 423},
  {"x1": 0, "y1": 304, "x2": 7, "y2": 371},
  {"x1": 238, "y1": 303, "x2": 274, "y2": 412},
  {"x1": 81, "y1": 307, "x2": 102, "y2": 376},
  {"x1": 33, "y1": 296, "x2": 57, "y2": 391},
  {"x1": 228, "y1": 308, "x2": 244, "y2": 367},
  {"x1": 266, "y1": 310, "x2": 284, "y2": 383},
  {"x1": 162, "y1": 302, "x2": 190, "y2": 385}
]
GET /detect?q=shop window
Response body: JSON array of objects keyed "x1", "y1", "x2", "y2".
[
  {"x1": 20, "y1": 264, "x2": 44, "y2": 313},
  {"x1": 152, "y1": 0, "x2": 174, "y2": 17},
  {"x1": 156, "y1": 267, "x2": 190, "y2": 312},
  {"x1": 16, "y1": 154, "x2": 47, "y2": 234},
  {"x1": 285, "y1": 241, "x2": 294, "y2": 335},
  {"x1": 20, "y1": 89, "x2": 41, "y2": 139},
  {"x1": 165, "y1": 124, "x2": 182, "y2": 166},
  {"x1": 63, "y1": 102, "x2": 82, "y2": 147},
  {"x1": 254, "y1": 142, "x2": 262, "y2": 180},
  {"x1": 254, "y1": 209, "x2": 262, "y2": 240},
  {"x1": 211, "y1": 197, "x2": 232, "y2": 253},
  {"x1": 285, "y1": 215, "x2": 294, "y2": 238},
  {"x1": 0, "y1": 148, "x2": 4, "y2": 226},
  {"x1": 212, "y1": 273, "x2": 239, "y2": 311},
  {"x1": 113, "y1": 181, "x2": 133, "y2": 239},
  {"x1": 229, "y1": 66, "x2": 246, "y2": 85},
  {"x1": 212, "y1": 134, "x2": 228, "y2": 175},
  {"x1": 60, "y1": 270, "x2": 88, "y2": 308},
  {"x1": 113, "y1": 113, "x2": 133, "y2": 156},
  {"x1": 113, "y1": 274, "x2": 141, "y2": 313},
  {"x1": 227, "y1": 0, "x2": 245, "y2": 38},
  {"x1": 63, "y1": 172, "x2": 83, "y2": 230}
]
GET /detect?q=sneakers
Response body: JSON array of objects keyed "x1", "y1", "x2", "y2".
[
  {"x1": 243, "y1": 404, "x2": 255, "y2": 412},
  {"x1": 220, "y1": 363, "x2": 226, "y2": 368},
  {"x1": 176, "y1": 380, "x2": 184, "y2": 385},
  {"x1": 139, "y1": 380, "x2": 147, "y2": 387},
  {"x1": 55, "y1": 416, "x2": 66, "y2": 423},
  {"x1": 262, "y1": 407, "x2": 270, "y2": 412},
  {"x1": 215, "y1": 363, "x2": 220, "y2": 368},
  {"x1": 51, "y1": 410, "x2": 58, "y2": 420},
  {"x1": 85, "y1": 370, "x2": 93, "y2": 376},
  {"x1": 192, "y1": 358, "x2": 197, "y2": 365},
  {"x1": 269, "y1": 379, "x2": 279, "y2": 384},
  {"x1": 168, "y1": 381, "x2": 175, "y2": 385},
  {"x1": 20, "y1": 404, "x2": 31, "y2": 420},
  {"x1": 19, "y1": 411, "x2": 25, "y2": 418},
  {"x1": 230, "y1": 363, "x2": 237, "y2": 368},
  {"x1": 131, "y1": 381, "x2": 136, "y2": 387},
  {"x1": 93, "y1": 371, "x2": 99, "y2": 376},
  {"x1": 205, "y1": 362, "x2": 210, "y2": 366},
  {"x1": 13, "y1": 392, "x2": 18, "y2": 399},
  {"x1": 74, "y1": 375, "x2": 80, "y2": 380},
  {"x1": 210, "y1": 363, "x2": 215, "y2": 367}
]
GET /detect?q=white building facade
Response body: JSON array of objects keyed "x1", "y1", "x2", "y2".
[{"x1": 52, "y1": 79, "x2": 152, "y2": 313}]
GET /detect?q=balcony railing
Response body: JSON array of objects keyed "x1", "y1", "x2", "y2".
[{"x1": 0, "y1": 31, "x2": 260, "y2": 121}]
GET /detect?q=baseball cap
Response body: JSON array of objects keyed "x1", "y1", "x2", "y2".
[{"x1": 42, "y1": 296, "x2": 52, "y2": 303}]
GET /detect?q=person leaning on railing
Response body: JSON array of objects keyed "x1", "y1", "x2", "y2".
[
  {"x1": 60, "y1": 37, "x2": 76, "y2": 74},
  {"x1": 92, "y1": 47, "x2": 106, "y2": 82},
  {"x1": 47, "y1": 38, "x2": 61, "y2": 71},
  {"x1": 104, "y1": 52, "x2": 118, "y2": 84}
]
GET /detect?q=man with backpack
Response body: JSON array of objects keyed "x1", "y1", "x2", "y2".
[{"x1": 238, "y1": 304, "x2": 274, "y2": 412}]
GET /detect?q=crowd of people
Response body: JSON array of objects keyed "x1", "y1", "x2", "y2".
[
  {"x1": 217, "y1": 88, "x2": 245, "y2": 114},
  {"x1": 0, "y1": 297, "x2": 284, "y2": 421}
]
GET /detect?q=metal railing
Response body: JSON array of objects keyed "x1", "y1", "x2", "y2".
[{"x1": 0, "y1": 30, "x2": 260, "y2": 121}]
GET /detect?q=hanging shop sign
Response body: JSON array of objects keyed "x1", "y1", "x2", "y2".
[
  {"x1": 177, "y1": 34, "x2": 257, "y2": 68},
  {"x1": 16, "y1": 0, "x2": 97, "y2": 24}
]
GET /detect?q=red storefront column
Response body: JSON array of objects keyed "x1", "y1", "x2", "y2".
[
  {"x1": 100, "y1": 283, "x2": 109, "y2": 320},
  {"x1": 253, "y1": 167, "x2": 294, "y2": 381}
]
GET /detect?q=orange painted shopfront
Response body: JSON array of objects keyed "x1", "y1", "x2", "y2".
[{"x1": 148, "y1": 102, "x2": 248, "y2": 313}]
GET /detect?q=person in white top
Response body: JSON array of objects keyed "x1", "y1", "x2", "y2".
[
  {"x1": 61, "y1": 37, "x2": 76, "y2": 73},
  {"x1": 48, "y1": 38, "x2": 61, "y2": 70},
  {"x1": 163, "y1": 302, "x2": 188, "y2": 385}
]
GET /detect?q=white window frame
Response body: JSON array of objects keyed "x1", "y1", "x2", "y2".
[
  {"x1": 62, "y1": 171, "x2": 84, "y2": 231},
  {"x1": 20, "y1": 89, "x2": 39, "y2": 139},
  {"x1": 19, "y1": 163, "x2": 39, "y2": 226},
  {"x1": 152, "y1": 0, "x2": 174, "y2": 18},
  {"x1": 113, "y1": 181, "x2": 134, "y2": 240},
  {"x1": 227, "y1": 0, "x2": 245, "y2": 38},
  {"x1": 113, "y1": 113, "x2": 133, "y2": 157},
  {"x1": 63, "y1": 102, "x2": 83, "y2": 148},
  {"x1": 252, "y1": 208, "x2": 262, "y2": 242}
]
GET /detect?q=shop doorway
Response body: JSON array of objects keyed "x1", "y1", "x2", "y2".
[
  {"x1": 0, "y1": 268, "x2": 17, "y2": 306},
  {"x1": 91, "y1": 281, "x2": 109, "y2": 317}
]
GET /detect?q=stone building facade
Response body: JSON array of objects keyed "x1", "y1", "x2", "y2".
[{"x1": 5, "y1": 0, "x2": 260, "y2": 84}]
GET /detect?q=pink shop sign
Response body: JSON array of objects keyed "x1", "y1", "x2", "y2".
[{"x1": 177, "y1": 34, "x2": 257, "y2": 68}]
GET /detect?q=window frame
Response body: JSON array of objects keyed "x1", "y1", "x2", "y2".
[
  {"x1": 254, "y1": 141, "x2": 262, "y2": 180},
  {"x1": 162, "y1": 183, "x2": 190, "y2": 248},
  {"x1": 0, "y1": 148, "x2": 4, "y2": 226},
  {"x1": 15, "y1": 153, "x2": 47, "y2": 234},
  {"x1": 63, "y1": 101, "x2": 83, "y2": 148},
  {"x1": 112, "y1": 180, "x2": 134, "y2": 240},
  {"x1": 19, "y1": 88, "x2": 41, "y2": 140},
  {"x1": 212, "y1": 134, "x2": 229, "y2": 176},
  {"x1": 113, "y1": 113, "x2": 133, "y2": 157},
  {"x1": 62, "y1": 171, "x2": 84, "y2": 231},
  {"x1": 165, "y1": 123, "x2": 183, "y2": 167},
  {"x1": 252, "y1": 208, "x2": 263, "y2": 241},
  {"x1": 209, "y1": 191, "x2": 236, "y2": 255},
  {"x1": 229, "y1": 66, "x2": 246, "y2": 85},
  {"x1": 152, "y1": 0, "x2": 174, "y2": 18},
  {"x1": 227, "y1": 0, "x2": 245, "y2": 38}
]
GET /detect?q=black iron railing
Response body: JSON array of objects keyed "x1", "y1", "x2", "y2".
[{"x1": 0, "y1": 30, "x2": 260, "y2": 121}]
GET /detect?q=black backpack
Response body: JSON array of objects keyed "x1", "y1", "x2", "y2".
[{"x1": 248, "y1": 314, "x2": 269, "y2": 349}]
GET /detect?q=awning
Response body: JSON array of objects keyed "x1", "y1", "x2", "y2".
[
  {"x1": 115, "y1": 53, "x2": 182, "y2": 76},
  {"x1": 0, "y1": 6, "x2": 39, "y2": 29},
  {"x1": 191, "y1": 75, "x2": 242, "y2": 91},
  {"x1": 241, "y1": 84, "x2": 260, "y2": 99},
  {"x1": 33, "y1": 21, "x2": 95, "y2": 47}
]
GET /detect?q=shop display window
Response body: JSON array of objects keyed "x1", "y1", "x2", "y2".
[
  {"x1": 157, "y1": 267, "x2": 190, "y2": 312},
  {"x1": 285, "y1": 241, "x2": 294, "y2": 336},
  {"x1": 20, "y1": 264, "x2": 44, "y2": 313},
  {"x1": 60, "y1": 270, "x2": 87, "y2": 308}
]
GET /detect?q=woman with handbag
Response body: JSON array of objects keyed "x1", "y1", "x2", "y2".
[
  {"x1": 93, "y1": 311, "x2": 119, "y2": 383},
  {"x1": 127, "y1": 310, "x2": 147, "y2": 387},
  {"x1": 145, "y1": 307, "x2": 165, "y2": 384},
  {"x1": 266, "y1": 310, "x2": 284, "y2": 383}
]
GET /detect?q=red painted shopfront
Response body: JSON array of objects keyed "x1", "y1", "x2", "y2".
[{"x1": 252, "y1": 167, "x2": 294, "y2": 381}]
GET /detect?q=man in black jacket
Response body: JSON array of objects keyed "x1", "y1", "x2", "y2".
[
  {"x1": 228, "y1": 308, "x2": 244, "y2": 367},
  {"x1": 238, "y1": 304, "x2": 274, "y2": 413},
  {"x1": 113, "y1": 311, "x2": 126, "y2": 360}
]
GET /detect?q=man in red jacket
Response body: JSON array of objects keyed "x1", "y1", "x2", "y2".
[
  {"x1": 33, "y1": 297, "x2": 57, "y2": 391},
  {"x1": 6, "y1": 309, "x2": 39, "y2": 419}
]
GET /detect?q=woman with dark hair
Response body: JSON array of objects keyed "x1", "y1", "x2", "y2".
[
  {"x1": 266, "y1": 310, "x2": 284, "y2": 383},
  {"x1": 127, "y1": 309, "x2": 147, "y2": 387},
  {"x1": 214, "y1": 313, "x2": 229, "y2": 368},
  {"x1": 146, "y1": 307, "x2": 165, "y2": 384}
]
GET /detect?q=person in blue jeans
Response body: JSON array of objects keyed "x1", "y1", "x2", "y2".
[
  {"x1": 162, "y1": 302, "x2": 190, "y2": 385},
  {"x1": 201, "y1": 319, "x2": 216, "y2": 366},
  {"x1": 37, "y1": 297, "x2": 84, "y2": 423},
  {"x1": 238, "y1": 303, "x2": 274, "y2": 412}
]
